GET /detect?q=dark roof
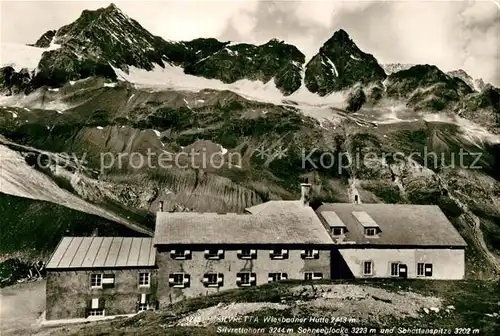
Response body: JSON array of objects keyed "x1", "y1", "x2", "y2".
[
  {"x1": 155, "y1": 201, "x2": 334, "y2": 245},
  {"x1": 46, "y1": 237, "x2": 156, "y2": 269},
  {"x1": 316, "y1": 203, "x2": 467, "y2": 247}
]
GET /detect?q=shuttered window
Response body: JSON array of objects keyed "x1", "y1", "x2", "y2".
[
  {"x1": 169, "y1": 273, "x2": 190, "y2": 288},
  {"x1": 268, "y1": 273, "x2": 288, "y2": 282},
  {"x1": 237, "y1": 249, "x2": 257, "y2": 259},
  {"x1": 203, "y1": 273, "x2": 224, "y2": 287},
  {"x1": 269, "y1": 249, "x2": 289, "y2": 259},
  {"x1": 170, "y1": 250, "x2": 191, "y2": 260},
  {"x1": 304, "y1": 272, "x2": 323, "y2": 280},
  {"x1": 102, "y1": 274, "x2": 115, "y2": 288},
  {"x1": 301, "y1": 249, "x2": 319, "y2": 259},
  {"x1": 205, "y1": 249, "x2": 224, "y2": 260},
  {"x1": 236, "y1": 272, "x2": 256, "y2": 287},
  {"x1": 417, "y1": 263, "x2": 433, "y2": 277}
]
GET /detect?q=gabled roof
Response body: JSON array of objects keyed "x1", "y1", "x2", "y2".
[
  {"x1": 46, "y1": 237, "x2": 156, "y2": 270},
  {"x1": 155, "y1": 201, "x2": 334, "y2": 245},
  {"x1": 316, "y1": 203, "x2": 467, "y2": 247}
]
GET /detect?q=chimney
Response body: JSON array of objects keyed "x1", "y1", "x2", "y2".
[
  {"x1": 158, "y1": 201, "x2": 164, "y2": 212},
  {"x1": 300, "y1": 179, "x2": 312, "y2": 206}
]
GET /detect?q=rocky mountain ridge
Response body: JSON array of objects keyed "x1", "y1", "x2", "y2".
[
  {"x1": 0, "y1": 3, "x2": 499, "y2": 281},
  {"x1": 1, "y1": 4, "x2": 496, "y2": 126}
]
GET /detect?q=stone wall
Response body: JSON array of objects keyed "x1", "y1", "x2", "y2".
[{"x1": 45, "y1": 268, "x2": 157, "y2": 320}]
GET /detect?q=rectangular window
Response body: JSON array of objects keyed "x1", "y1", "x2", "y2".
[
  {"x1": 417, "y1": 263, "x2": 424, "y2": 276},
  {"x1": 365, "y1": 228, "x2": 377, "y2": 236},
  {"x1": 236, "y1": 272, "x2": 256, "y2": 287},
  {"x1": 170, "y1": 249, "x2": 191, "y2": 260},
  {"x1": 102, "y1": 274, "x2": 115, "y2": 288},
  {"x1": 304, "y1": 272, "x2": 323, "y2": 280},
  {"x1": 238, "y1": 249, "x2": 257, "y2": 259},
  {"x1": 87, "y1": 309, "x2": 104, "y2": 317},
  {"x1": 363, "y1": 261, "x2": 373, "y2": 275},
  {"x1": 138, "y1": 272, "x2": 150, "y2": 287},
  {"x1": 203, "y1": 273, "x2": 224, "y2": 287},
  {"x1": 417, "y1": 263, "x2": 433, "y2": 277},
  {"x1": 268, "y1": 273, "x2": 288, "y2": 282},
  {"x1": 90, "y1": 274, "x2": 102, "y2": 288},
  {"x1": 332, "y1": 227, "x2": 344, "y2": 236},
  {"x1": 169, "y1": 273, "x2": 190, "y2": 288},
  {"x1": 205, "y1": 249, "x2": 224, "y2": 260},
  {"x1": 269, "y1": 249, "x2": 288, "y2": 259},
  {"x1": 301, "y1": 249, "x2": 319, "y2": 259},
  {"x1": 390, "y1": 263, "x2": 399, "y2": 276}
]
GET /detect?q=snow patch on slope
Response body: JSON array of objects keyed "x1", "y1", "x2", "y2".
[
  {"x1": 423, "y1": 113, "x2": 500, "y2": 145},
  {"x1": 0, "y1": 42, "x2": 60, "y2": 71},
  {"x1": 325, "y1": 56, "x2": 338, "y2": 77},
  {"x1": 113, "y1": 62, "x2": 346, "y2": 109}
]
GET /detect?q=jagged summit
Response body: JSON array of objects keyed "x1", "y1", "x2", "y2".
[
  {"x1": 328, "y1": 28, "x2": 350, "y2": 42},
  {"x1": 304, "y1": 29, "x2": 386, "y2": 96},
  {"x1": 52, "y1": 3, "x2": 165, "y2": 70},
  {"x1": 2, "y1": 2, "x2": 496, "y2": 111}
]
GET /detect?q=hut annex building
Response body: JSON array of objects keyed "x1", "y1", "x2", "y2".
[{"x1": 45, "y1": 183, "x2": 467, "y2": 321}]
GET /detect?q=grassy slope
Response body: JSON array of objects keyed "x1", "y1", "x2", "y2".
[
  {"x1": 0, "y1": 192, "x2": 146, "y2": 258},
  {"x1": 38, "y1": 279, "x2": 500, "y2": 336}
]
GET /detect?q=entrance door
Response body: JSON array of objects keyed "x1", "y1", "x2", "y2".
[{"x1": 399, "y1": 264, "x2": 408, "y2": 278}]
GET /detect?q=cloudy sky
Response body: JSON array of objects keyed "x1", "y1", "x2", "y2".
[{"x1": 1, "y1": 0, "x2": 499, "y2": 85}]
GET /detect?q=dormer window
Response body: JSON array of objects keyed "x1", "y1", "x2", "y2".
[
  {"x1": 365, "y1": 228, "x2": 377, "y2": 237},
  {"x1": 321, "y1": 211, "x2": 347, "y2": 237},
  {"x1": 332, "y1": 227, "x2": 344, "y2": 236},
  {"x1": 352, "y1": 211, "x2": 380, "y2": 237}
]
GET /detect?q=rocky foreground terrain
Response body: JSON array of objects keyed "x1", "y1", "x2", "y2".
[
  {"x1": 0, "y1": 4, "x2": 499, "y2": 329},
  {"x1": 10, "y1": 279, "x2": 496, "y2": 336}
]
